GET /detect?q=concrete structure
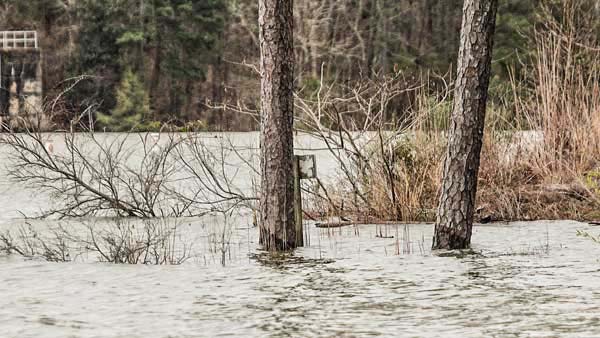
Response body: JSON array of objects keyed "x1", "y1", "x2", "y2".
[{"x1": 0, "y1": 31, "x2": 45, "y2": 130}]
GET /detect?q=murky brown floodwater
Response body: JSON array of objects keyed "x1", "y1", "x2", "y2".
[{"x1": 1, "y1": 133, "x2": 599, "y2": 338}]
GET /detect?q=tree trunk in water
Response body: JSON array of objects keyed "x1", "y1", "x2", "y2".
[
  {"x1": 259, "y1": 0, "x2": 296, "y2": 251},
  {"x1": 432, "y1": 0, "x2": 498, "y2": 250}
]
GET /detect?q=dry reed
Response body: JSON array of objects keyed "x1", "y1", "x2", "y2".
[{"x1": 312, "y1": 0, "x2": 600, "y2": 223}]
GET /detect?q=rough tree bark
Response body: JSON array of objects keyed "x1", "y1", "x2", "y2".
[
  {"x1": 432, "y1": 0, "x2": 498, "y2": 250},
  {"x1": 258, "y1": 0, "x2": 296, "y2": 251}
]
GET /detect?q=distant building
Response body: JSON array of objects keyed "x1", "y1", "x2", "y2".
[{"x1": 0, "y1": 31, "x2": 45, "y2": 130}]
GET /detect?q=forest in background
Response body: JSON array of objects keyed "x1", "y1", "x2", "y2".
[{"x1": 0, "y1": 0, "x2": 567, "y2": 131}]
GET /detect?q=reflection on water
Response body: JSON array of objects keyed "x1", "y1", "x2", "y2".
[{"x1": 1, "y1": 220, "x2": 600, "y2": 338}]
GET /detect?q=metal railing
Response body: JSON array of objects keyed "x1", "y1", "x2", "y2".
[{"x1": 0, "y1": 31, "x2": 38, "y2": 49}]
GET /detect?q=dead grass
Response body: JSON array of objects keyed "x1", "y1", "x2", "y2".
[
  {"x1": 477, "y1": 0, "x2": 600, "y2": 221},
  {"x1": 312, "y1": 0, "x2": 600, "y2": 223}
]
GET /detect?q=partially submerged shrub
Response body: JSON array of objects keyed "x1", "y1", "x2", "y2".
[
  {"x1": 0, "y1": 130, "x2": 257, "y2": 218},
  {"x1": 0, "y1": 224, "x2": 71, "y2": 262},
  {"x1": 366, "y1": 134, "x2": 444, "y2": 221},
  {"x1": 0, "y1": 218, "x2": 193, "y2": 265},
  {"x1": 82, "y1": 218, "x2": 193, "y2": 264}
]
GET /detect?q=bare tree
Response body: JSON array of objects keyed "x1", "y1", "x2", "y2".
[
  {"x1": 433, "y1": 0, "x2": 498, "y2": 249},
  {"x1": 258, "y1": 0, "x2": 296, "y2": 250}
]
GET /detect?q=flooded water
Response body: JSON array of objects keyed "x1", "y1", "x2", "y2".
[{"x1": 1, "y1": 133, "x2": 600, "y2": 337}]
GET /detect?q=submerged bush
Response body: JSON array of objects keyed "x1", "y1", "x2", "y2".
[{"x1": 0, "y1": 218, "x2": 193, "y2": 265}]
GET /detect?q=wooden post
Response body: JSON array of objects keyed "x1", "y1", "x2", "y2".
[
  {"x1": 293, "y1": 154, "x2": 316, "y2": 247},
  {"x1": 293, "y1": 155, "x2": 303, "y2": 247}
]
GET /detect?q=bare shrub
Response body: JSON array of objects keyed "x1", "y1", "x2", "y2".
[
  {"x1": 0, "y1": 218, "x2": 193, "y2": 265},
  {"x1": 0, "y1": 223, "x2": 71, "y2": 262},
  {"x1": 78, "y1": 218, "x2": 193, "y2": 265},
  {"x1": 173, "y1": 133, "x2": 259, "y2": 213},
  {"x1": 206, "y1": 210, "x2": 235, "y2": 266},
  {"x1": 296, "y1": 68, "x2": 433, "y2": 220},
  {"x1": 0, "y1": 127, "x2": 259, "y2": 219},
  {"x1": 1, "y1": 130, "x2": 183, "y2": 217}
]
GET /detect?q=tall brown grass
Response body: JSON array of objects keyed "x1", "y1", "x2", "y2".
[
  {"x1": 478, "y1": 0, "x2": 600, "y2": 220},
  {"x1": 315, "y1": 0, "x2": 600, "y2": 222},
  {"x1": 526, "y1": 1, "x2": 600, "y2": 177}
]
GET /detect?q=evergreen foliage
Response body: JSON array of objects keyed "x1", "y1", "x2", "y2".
[
  {"x1": 1, "y1": 0, "x2": 598, "y2": 131},
  {"x1": 96, "y1": 69, "x2": 150, "y2": 131}
]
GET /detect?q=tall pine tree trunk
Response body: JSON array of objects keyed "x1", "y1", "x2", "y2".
[
  {"x1": 433, "y1": 0, "x2": 498, "y2": 250},
  {"x1": 258, "y1": 0, "x2": 296, "y2": 251}
]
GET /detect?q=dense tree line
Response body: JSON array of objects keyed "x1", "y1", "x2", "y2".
[{"x1": 0, "y1": 0, "x2": 596, "y2": 131}]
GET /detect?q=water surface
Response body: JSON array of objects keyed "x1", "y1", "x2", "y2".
[
  {"x1": 1, "y1": 221, "x2": 599, "y2": 338},
  {"x1": 1, "y1": 133, "x2": 599, "y2": 337}
]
